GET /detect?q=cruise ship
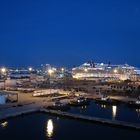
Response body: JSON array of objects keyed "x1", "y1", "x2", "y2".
[{"x1": 72, "y1": 61, "x2": 140, "y2": 81}]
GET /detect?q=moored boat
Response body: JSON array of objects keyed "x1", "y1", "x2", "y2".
[
  {"x1": 46, "y1": 101, "x2": 70, "y2": 111},
  {"x1": 69, "y1": 96, "x2": 90, "y2": 106},
  {"x1": 127, "y1": 100, "x2": 140, "y2": 108},
  {"x1": 95, "y1": 95, "x2": 119, "y2": 105}
]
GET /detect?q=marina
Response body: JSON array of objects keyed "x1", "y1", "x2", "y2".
[
  {"x1": 1, "y1": 0, "x2": 140, "y2": 139},
  {"x1": 1, "y1": 113, "x2": 140, "y2": 140},
  {"x1": 1, "y1": 94, "x2": 140, "y2": 131},
  {"x1": 1, "y1": 106, "x2": 140, "y2": 131},
  {"x1": 41, "y1": 109, "x2": 140, "y2": 130},
  {"x1": 68, "y1": 96, "x2": 90, "y2": 106},
  {"x1": 95, "y1": 95, "x2": 120, "y2": 105},
  {"x1": 46, "y1": 101, "x2": 70, "y2": 111},
  {"x1": 1, "y1": 78, "x2": 140, "y2": 139}
]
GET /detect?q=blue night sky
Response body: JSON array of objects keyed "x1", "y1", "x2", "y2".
[{"x1": 0, "y1": 0, "x2": 140, "y2": 67}]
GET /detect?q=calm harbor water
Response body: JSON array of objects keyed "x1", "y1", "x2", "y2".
[
  {"x1": 68, "y1": 101, "x2": 140, "y2": 124},
  {"x1": 0, "y1": 113, "x2": 140, "y2": 140},
  {"x1": 1, "y1": 101, "x2": 140, "y2": 139}
]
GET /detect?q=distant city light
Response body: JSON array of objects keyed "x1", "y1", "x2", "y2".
[
  {"x1": 114, "y1": 69, "x2": 118, "y2": 74},
  {"x1": 28, "y1": 67, "x2": 33, "y2": 72},
  {"x1": 52, "y1": 68, "x2": 57, "y2": 71},
  {"x1": 1, "y1": 67, "x2": 6, "y2": 73},
  {"x1": 61, "y1": 68, "x2": 64, "y2": 72},
  {"x1": 84, "y1": 68, "x2": 88, "y2": 72},
  {"x1": 48, "y1": 69, "x2": 54, "y2": 75}
]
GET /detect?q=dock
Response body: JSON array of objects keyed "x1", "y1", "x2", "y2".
[
  {"x1": 1, "y1": 103, "x2": 140, "y2": 131},
  {"x1": 40, "y1": 109, "x2": 140, "y2": 130},
  {"x1": 0, "y1": 103, "x2": 40, "y2": 121},
  {"x1": 0, "y1": 108, "x2": 38, "y2": 121},
  {"x1": 50, "y1": 95, "x2": 69, "y2": 101}
]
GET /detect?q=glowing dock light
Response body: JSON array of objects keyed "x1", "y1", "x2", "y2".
[
  {"x1": 48, "y1": 69, "x2": 54, "y2": 75},
  {"x1": 28, "y1": 67, "x2": 33, "y2": 72},
  {"x1": 1, "y1": 67, "x2": 6, "y2": 73},
  {"x1": 114, "y1": 69, "x2": 118, "y2": 74},
  {"x1": 61, "y1": 68, "x2": 64, "y2": 72},
  {"x1": 84, "y1": 68, "x2": 88, "y2": 72}
]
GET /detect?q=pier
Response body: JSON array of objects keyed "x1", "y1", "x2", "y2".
[
  {"x1": 1, "y1": 89, "x2": 140, "y2": 131},
  {"x1": 41, "y1": 109, "x2": 140, "y2": 130},
  {"x1": 0, "y1": 103, "x2": 40, "y2": 121}
]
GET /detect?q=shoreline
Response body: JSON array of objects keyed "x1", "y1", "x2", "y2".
[
  {"x1": 1, "y1": 105, "x2": 140, "y2": 131},
  {"x1": 1, "y1": 90, "x2": 140, "y2": 131}
]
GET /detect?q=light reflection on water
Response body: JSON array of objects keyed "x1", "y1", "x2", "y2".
[
  {"x1": 101, "y1": 104, "x2": 107, "y2": 108},
  {"x1": 1, "y1": 114, "x2": 140, "y2": 140},
  {"x1": 112, "y1": 106, "x2": 117, "y2": 120},
  {"x1": 81, "y1": 106, "x2": 87, "y2": 109},
  {"x1": 46, "y1": 119, "x2": 54, "y2": 139},
  {"x1": 136, "y1": 109, "x2": 140, "y2": 117},
  {"x1": 70, "y1": 100, "x2": 140, "y2": 123},
  {"x1": 79, "y1": 106, "x2": 87, "y2": 113}
]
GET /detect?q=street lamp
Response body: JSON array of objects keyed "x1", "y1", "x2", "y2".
[
  {"x1": 48, "y1": 69, "x2": 54, "y2": 75},
  {"x1": 1, "y1": 67, "x2": 6, "y2": 74},
  {"x1": 28, "y1": 67, "x2": 33, "y2": 72},
  {"x1": 1, "y1": 67, "x2": 7, "y2": 90},
  {"x1": 28, "y1": 67, "x2": 33, "y2": 82},
  {"x1": 114, "y1": 69, "x2": 118, "y2": 74},
  {"x1": 48, "y1": 69, "x2": 54, "y2": 93},
  {"x1": 61, "y1": 68, "x2": 64, "y2": 72},
  {"x1": 84, "y1": 68, "x2": 88, "y2": 72}
]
